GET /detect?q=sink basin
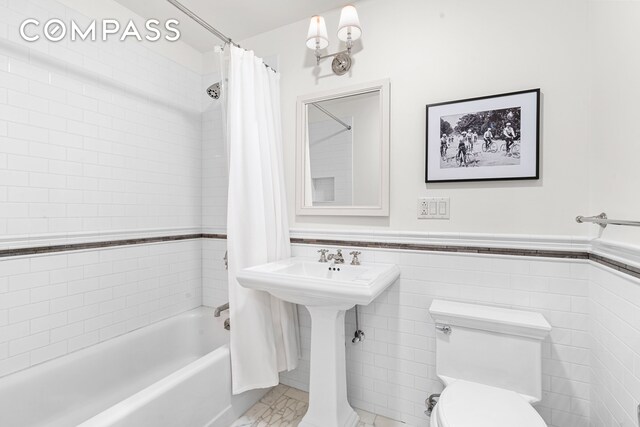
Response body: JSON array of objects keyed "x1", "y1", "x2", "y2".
[
  {"x1": 237, "y1": 257, "x2": 400, "y2": 309},
  {"x1": 237, "y1": 257, "x2": 400, "y2": 427}
]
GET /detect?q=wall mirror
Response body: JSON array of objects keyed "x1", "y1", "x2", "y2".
[{"x1": 296, "y1": 79, "x2": 390, "y2": 216}]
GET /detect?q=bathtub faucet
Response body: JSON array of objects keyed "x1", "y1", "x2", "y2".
[{"x1": 214, "y1": 302, "x2": 229, "y2": 317}]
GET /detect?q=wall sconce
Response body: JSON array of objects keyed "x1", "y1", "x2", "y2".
[{"x1": 306, "y1": 5, "x2": 362, "y2": 75}]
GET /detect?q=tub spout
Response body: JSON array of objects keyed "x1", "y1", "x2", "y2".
[{"x1": 214, "y1": 302, "x2": 229, "y2": 317}]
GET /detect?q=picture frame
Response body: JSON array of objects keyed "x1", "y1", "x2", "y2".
[{"x1": 425, "y1": 89, "x2": 540, "y2": 183}]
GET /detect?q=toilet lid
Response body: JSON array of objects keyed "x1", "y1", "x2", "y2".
[{"x1": 436, "y1": 380, "x2": 547, "y2": 427}]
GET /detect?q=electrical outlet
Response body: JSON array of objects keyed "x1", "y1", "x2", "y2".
[{"x1": 418, "y1": 197, "x2": 450, "y2": 219}]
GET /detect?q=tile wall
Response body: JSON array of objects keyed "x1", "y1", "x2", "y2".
[
  {"x1": 0, "y1": 0, "x2": 202, "y2": 236},
  {"x1": 0, "y1": 0, "x2": 204, "y2": 378},
  {"x1": 0, "y1": 239, "x2": 202, "y2": 377},
  {"x1": 590, "y1": 264, "x2": 640, "y2": 426},
  {"x1": 201, "y1": 71, "x2": 227, "y2": 232},
  {"x1": 203, "y1": 238, "x2": 592, "y2": 427}
]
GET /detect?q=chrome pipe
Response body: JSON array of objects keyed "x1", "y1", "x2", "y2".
[
  {"x1": 311, "y1": 103, "x2": 352, "y2": 131},
  {"x1": 166, "y1": 0, "x2": 235, "y2": 47},
  {"x1": 214, "y1": 302, "x2": 229, "y2": 317},
  {"x1": 351, "y1": 305, "x2": 365, "y2": 344},
  {"x1": 165, "y1": 0, "x2": 276, "y2": 73},
  {"x1": 425, "y1": 394, "x2": 440, "y2": 417},
  {"x1": 575, "y1": 212, "x2": 640, "y2": 229}
]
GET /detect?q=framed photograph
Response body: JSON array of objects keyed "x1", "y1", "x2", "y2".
[{"x1": 425, "y1": 89, "x2": 540, "y2": 183}]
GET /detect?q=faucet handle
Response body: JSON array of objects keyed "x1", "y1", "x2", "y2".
[
  {"x1": 349, "y1": 251, "x2": 361, "y2": 265},
  {"x1": 318, "y1": 249, "x2": 329, "y2": 263}
]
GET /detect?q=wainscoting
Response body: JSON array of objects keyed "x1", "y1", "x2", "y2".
[
  {"x1": 204, "y1": 230, "x2": 640, "y2": 427},
  {"x1": 3, "y1": 229, "x2": 640, "y2": 427},
  {"x1": 0, "y1": 238, "x2": 202, "y2": 378}
]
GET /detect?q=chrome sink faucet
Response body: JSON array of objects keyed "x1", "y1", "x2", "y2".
[
  {"x1": 327, "y1": 249, "x2": 345, "y2": 264},
  {"x1": 318, "y1": 249, "x2": 329, "y2": 263}
]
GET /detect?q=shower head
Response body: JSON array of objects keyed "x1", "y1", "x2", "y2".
[{"x1": 207, "y1": 82, "x2": 221, "y2": 99}]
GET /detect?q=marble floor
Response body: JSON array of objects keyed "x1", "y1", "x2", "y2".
[{"x1": 230, "y1": 384, "x2": 409, "y2": 427}]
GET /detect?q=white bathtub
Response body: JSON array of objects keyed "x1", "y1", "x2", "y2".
[{"x1": 0, "y1": 307, "x2": 266, "y2": 427}]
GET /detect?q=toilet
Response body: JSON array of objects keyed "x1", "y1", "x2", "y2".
[{"x1": 428, "y1": 300, "x2": 552, "y2": 427}]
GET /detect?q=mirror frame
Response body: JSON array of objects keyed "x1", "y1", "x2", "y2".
[{"x1": 295, "y1": 79, "x2": 390, "y2": 217}]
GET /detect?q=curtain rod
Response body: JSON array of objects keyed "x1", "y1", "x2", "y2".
[
  {"x1": 576, "y1": 212, "x2": 640, "y2": 229},
  {"x1": 165, "y1": 0, "x2": 277, "y2": 73},
  {"x1": 311, "y1": 103, "x2": 352, "y2": 131}
]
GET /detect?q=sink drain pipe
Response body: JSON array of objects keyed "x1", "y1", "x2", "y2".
[{"x1": 352, "y1": 305, "x2": 365, "y2": 344}]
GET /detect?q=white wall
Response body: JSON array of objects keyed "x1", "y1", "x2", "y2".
[
  {"x1": 588, "y1": 0, "x2": 640, "y2": 246},
  {"x1": 239, "y1": 0, "x2": 592, "y2": 236},
  {"x1": 0, "y1": 0, "x2": 204, "y2": 376}
]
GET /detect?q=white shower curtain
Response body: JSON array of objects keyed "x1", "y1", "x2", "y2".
[{"x1": 226, "y1": 45, "x2": 299, "y2": 394}]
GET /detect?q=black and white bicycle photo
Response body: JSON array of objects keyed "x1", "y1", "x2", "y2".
[
  {"x1": 426, "y1": 89, "x2": 540, "y2": 183},
  {"x1": 438, "y1": 107, "x2": 521, "y2": 170}
]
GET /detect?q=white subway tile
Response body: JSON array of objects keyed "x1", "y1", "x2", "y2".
[
  {"x1": 7, "y1": 154, "x2": 48, "y2": 172},
  {"x1": 0, "y1": 321, "x2": 29, "y2": 343},
  {"x1": 30, "y1": 341, "x2": 67, "y2": 365},
  {"x1": 0, "y1": 353, "x2": 30, "y2": 377},
  {"x1": 0, "y1": 290, "x2": 29, "y2": 310},
  {"x1": 29, "y1": 141, "x2": 66, "y2": 160},
  {"x1": 531, "y1": 293, "x2": 572, "y2": 312},
  {"x1": 8, "y1": 271, "x2": 49, "y2": 292},
  {"x1": 7, "y1": 90, "x2": 49, "y2": 113},
  {"x1": 30, "y1": 312, "x2": 66, "y2": 334},
  {"x1": 9, "y1": 331, "x2": 49, "y2": 356},
  {"x1": 28, "y1": 111, "x2": 67, "y2": 132},
  {"x1": 6, "y1": 122, "x2": 48, "y2": 143},
  {"x1": 27, "y1": 80, "x2": 66, "y2": 103},
  {"x1": 50, "y1": 294, "x2": 84, "y2": 313},
  {"x1": 30, "y1": 283, "x2": 66, "y2": 303},
  {"x1": 8, "y1": 301, "x2": 49, "y2": 323},
  {"x1": 67, "y1": 331, "x2": 99, "y2": 352},
  {"x1": 50, "y1": 321, "x2": 83, "y2": 343},
  {"x1": 0, "y1": 103, "x2": 29, "y2": 124},
  {"x1": 0, "y1": 70, "x2": 29, "y2": 94}
]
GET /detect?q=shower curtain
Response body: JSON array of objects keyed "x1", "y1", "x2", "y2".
[{"x1": 225, "y1": 45, "x2": 299, "y2": 394}]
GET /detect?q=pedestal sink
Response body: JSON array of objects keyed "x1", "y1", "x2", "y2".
[{"x1": 237, "y1": 257, "x2": 400, "y2": 427}]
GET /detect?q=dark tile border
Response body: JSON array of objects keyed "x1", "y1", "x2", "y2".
[
  {"x1": 289, "y1": 238, "x2": 590, "y2": 260},
  {"x1": 589, "y1": 253, "x2": 640, "y2": 279},
  {"x1": 201, "y1": 233, "x2": 227, "y2": 240},
  {"x1": 1, "y1": 232, "x2": 638, "y2": 281},
  {"x1": 289, "y1": 237, "x2": 637, "y2": 280},
  {"x1": 0, "y1": 234, "x2": 204, "y2": 259}
]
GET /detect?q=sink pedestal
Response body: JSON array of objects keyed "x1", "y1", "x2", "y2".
[{"x1": 299, "y1": 306, "x2": 359, "y2": 427}]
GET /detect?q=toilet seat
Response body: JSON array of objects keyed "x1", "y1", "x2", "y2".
[{"x1": 433, "y1": 380, "x2": 547, "y2": 427}]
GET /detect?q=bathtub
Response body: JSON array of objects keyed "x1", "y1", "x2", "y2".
[{"x1": 0, "y1": 307, "x2": 266, "y2": 427}]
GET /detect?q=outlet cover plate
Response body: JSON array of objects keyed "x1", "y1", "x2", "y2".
[{"x1": 418, "y1": 197, "x2": 450, "y2": 219}]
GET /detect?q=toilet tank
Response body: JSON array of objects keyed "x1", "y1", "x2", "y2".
[{"x1": 428, "y1": 300, "x2": 551, "y2": 403}]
